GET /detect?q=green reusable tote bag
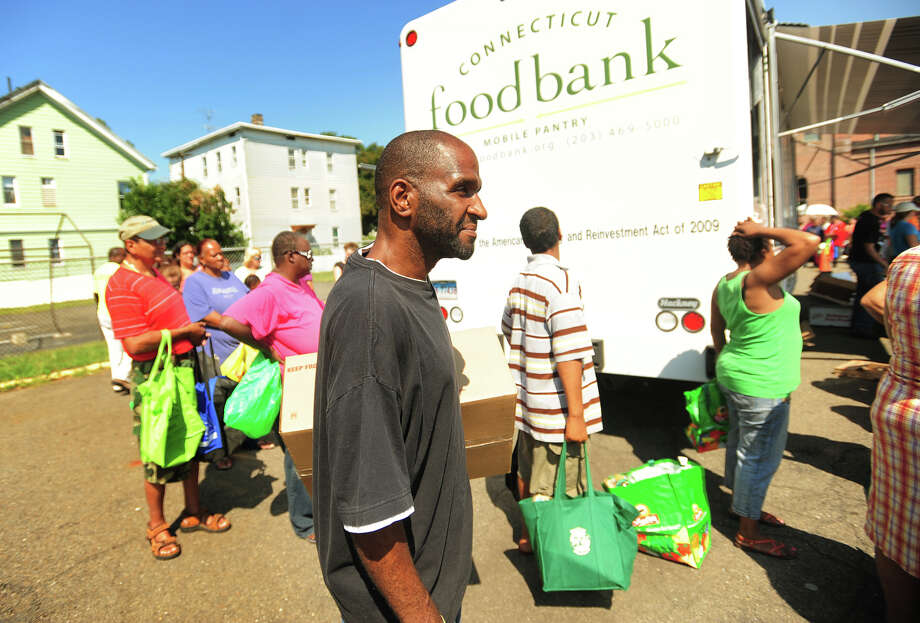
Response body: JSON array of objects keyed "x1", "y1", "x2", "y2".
[
  {"x1": 223, "y1": 352, "x2": 282, "y2": 439},
  {"x1": 604, "y1": 458, "x2": 713, "y2": 568},
  {"x1": 137, "y1": 330, "x2": 205, "y2": 467},
  {"x1": 518, "y1": 441, "x2": 639, "y2": 591}
]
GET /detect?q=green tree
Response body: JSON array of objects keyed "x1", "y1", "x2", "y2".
[
  {"x1": 357, "y1": 142, "x2": 383, "y2": 235},
  {"x1": 842, "y1": 203, "x2": 870, "y2": 220},
  {"x1": 119, "y1": 178, "x2": 246, "y2": 248}
]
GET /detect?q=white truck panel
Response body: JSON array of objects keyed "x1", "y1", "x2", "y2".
[{"x1": 401, "y1": 0, "x2": 755, "y2": 381}]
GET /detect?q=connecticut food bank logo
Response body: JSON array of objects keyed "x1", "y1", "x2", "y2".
[{"x1": 569, "y1": 527, "x2": 591, "y2": 556}]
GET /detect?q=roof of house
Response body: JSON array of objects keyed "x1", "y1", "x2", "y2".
[
  {"x1": 161, "y1": 122, "x2": 362, "y2": 158},
  {"x1": 0, "y1": 80, "x2": 156, "y2": 171}
]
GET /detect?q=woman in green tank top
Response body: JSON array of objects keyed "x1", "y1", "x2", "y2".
[{"x1": 710, "y1": 219, "x2": 819, "y2": 559}]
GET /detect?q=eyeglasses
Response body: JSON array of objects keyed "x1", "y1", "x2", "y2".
[{"x1": 289, "y1": 249, "x2": 313, "y2": 260}]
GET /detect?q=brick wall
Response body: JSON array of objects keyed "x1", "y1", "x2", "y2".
[{"x1": 794, "y1": 133, "x2": 920, "y2": 213}]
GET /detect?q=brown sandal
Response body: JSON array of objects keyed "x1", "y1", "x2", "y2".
[
  {"x1": 733, "y1": 533, "x2": 798, "y2": 559},
  {"x1": 179, "y1": 509, "x2": 231, "y2": 533},
  {"x1": 146, "y1": 522, "x2": 181, "y2": 560}
]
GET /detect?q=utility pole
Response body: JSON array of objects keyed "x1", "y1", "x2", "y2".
[{"x1": 829, "y1": 133, "x2": 836, "y2": 208}]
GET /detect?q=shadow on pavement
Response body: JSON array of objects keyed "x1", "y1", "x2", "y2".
[
  {"x1": 812, "y1": 376, "x2": 879, "y2": 406},
  {"x1": 784, "y1": 432, "x2": 871, "y2": 489},
  {"x1": 198, "y1": 453, "x2": 277, "y2": 515},
  {"x1": 485, "y1": 475, "x2": 520, "y2": 540},
  {"x1": 830, "y1": 404, "x2": 873, "y2": 432},
  {"x1": 502, "y1": 549, "x2": 613, "y2": 609},
  {"x1": 704, "y1": 470, "x2": 883, "y2": 622},
  {"x1": 801, "y1": 325, "x2": 889, "y2": 362},
  {"x1": 598, "y1": 374, "x2": 696, "y2": 463}
]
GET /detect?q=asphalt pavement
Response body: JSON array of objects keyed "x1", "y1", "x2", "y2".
[
  {"x1": 0, "y1": 301, "x2": 101, "y2": 357},
  {"x1": 0, "y1": 268, "x2": 888, "y2": 622}
]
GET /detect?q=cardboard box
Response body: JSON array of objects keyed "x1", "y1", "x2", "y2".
[
  {"x1": 808, "y1": 305, "x2": 853, "y2": 327},
  {"x1": 450, "y1": 327, "x2": 517, "y2": 480},
  {"x1": 279, "y1": 353, "x2": 317, "y2": 495},
  {"x1": 279, "y1": 327, "x2": 517, "y2": 494}
]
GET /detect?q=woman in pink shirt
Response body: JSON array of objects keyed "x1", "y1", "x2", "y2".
[{"x1": 220, "y1": 231, "x2": 323, "y2": 543}]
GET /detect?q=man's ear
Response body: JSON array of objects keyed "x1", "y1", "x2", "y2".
[{"x1": 390, "y1": 178, "x2": 415, "y2": 219}]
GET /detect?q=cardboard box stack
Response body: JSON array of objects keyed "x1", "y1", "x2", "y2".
[{"x1": 279, "y1": 327, "x2": 516, "y2": 494}]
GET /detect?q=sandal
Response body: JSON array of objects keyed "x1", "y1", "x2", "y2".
[
  {"x1": 215, "y1": 457, "x2": 233, "y2": 471},
  {"x1": 733, "y1": 533, "x2": 798, "y2": 559},
  {"x1": 179, "y1": 509, "x2": 231, "y2": 533},
  {"x1": 146, "y1": 522, "x2": 181, "y2": 560},
  {"x1": 729, "y1": 510, "x2": 786, "y2": 527}
]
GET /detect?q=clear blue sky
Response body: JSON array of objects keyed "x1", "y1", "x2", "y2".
[{"x1": 2, "y1": 0, "x2": 915, "y2": 179}]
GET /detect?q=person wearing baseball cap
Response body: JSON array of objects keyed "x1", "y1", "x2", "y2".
[
  {"x1": 889, "y1": 202, "x2": 919, "y2": 260},
  {"x1": 118, "y1": 214, "x2": 172, "y2": 241},
  {"x1": 105, "y1": 214, "x2": 231, "y2": 560}
]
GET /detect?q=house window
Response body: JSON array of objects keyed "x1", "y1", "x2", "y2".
[
  {"x1": 41, "y1": 177, "x2": 56, "y2": 207},
  {"x1": 118, "y1": 181, "x2": 131, "y2": 211},
  {"x1": 288, "y1": 148, "x2": 296, "y2": 170},
  {"x1": 231, "y1": 145, "x2": 237, "y2": 166},
  {"x1": 48, "y1": 238, "x2": 62, "y2": 264},
  {"x1": 796, "y1": 177, "x2": 808, "y2": 203},
  {"x1": 303, "y1": 187, "x2": 311, "y2": 207},
  {"x1": 53, "y1": 130, "x2": 66, "y2": 157},
  {"x1": 332, "y1": 226, "x2": 339, "y2": 247},
  {"x1": 326, "y1": 152, "x2": 334, "y2": 172},
  {"x1": 301, "y1": 148, "x2": 308, "y2": 167},
  {"x1": 202, "y1": 156, "x2": 208, "y2": 177},
  {"x1": 2, "y1": 176, "x2": 16, "y2": 204},
  {"x1": 216, "y1": 152, "x2": 222, "y2": 173},
  {"x1": 235, "y1": 187, "x2": 241, "y2": 205},
  {"x1": 20, "y1": 127, "x2": 34, "y2": 155},
  {"x1": 9, "y1": 239, "x2": 25, "y2": 268},
  {"x1": 291, "y1": 187, "x2": 299, "y2": 210},
  {"x1": 329, "y1": 188, "x2": 337, "y2": 211},
  {"x1": 896, "y1": 169, "x2": 915, "y2": 197}
]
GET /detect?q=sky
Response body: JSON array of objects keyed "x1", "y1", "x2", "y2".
[{"x1": 2, "y1": 0, "x2": 916, "y2": 179}]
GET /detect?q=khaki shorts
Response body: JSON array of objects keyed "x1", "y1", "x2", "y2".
[
  {"x1": 131, "y1": 358, "x2": 194, "y2": 485},
  {"x1": 517, "y1": 432, "x2": 589, "y2": 498}
]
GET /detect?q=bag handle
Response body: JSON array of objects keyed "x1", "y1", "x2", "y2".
[
  {"x1": 555, "y1": 438, "x2": 595, "y2": 499},
  {"x1": 149, "y1": 329, "x2": 173, "y2": 382}
]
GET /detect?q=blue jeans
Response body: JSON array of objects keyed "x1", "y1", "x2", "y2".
[
  {"x1": 720, "y1": 386, "x2": 790, "y2": 519},
  {"x1": 283, "y1": 448, "x2": 314, "y2": 538},
  {"x1": 850, "y1": 261, "x2": 885, "y2": 334}
]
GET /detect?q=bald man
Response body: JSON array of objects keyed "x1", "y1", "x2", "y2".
[{"x1": 313, "y1": 130, "x2": 487, "y2": 623}]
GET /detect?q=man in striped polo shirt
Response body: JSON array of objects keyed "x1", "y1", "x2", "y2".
[
  {"x1": 106, "y1": 215, "x2": 230, "y2": 561},
  {"x1": 501, "y1": 207, "x2": 603, "y2": 554}
]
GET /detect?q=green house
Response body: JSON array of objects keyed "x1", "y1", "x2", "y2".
[{"x1": 0, "y1": 80, "x2": 154, "y2": 305}]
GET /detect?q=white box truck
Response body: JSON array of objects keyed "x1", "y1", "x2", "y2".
[{"x1": 399, "y1": 0, "x2": 919, "y2": 382}]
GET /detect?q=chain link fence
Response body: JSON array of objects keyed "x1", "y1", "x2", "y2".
[{"x1": 0, "y1": 239, "x2": 365, "y2": 358}]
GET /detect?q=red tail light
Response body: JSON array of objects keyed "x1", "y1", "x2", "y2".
[{"x1": 682, "y1": 311, "x2": 705, "y2": 333}]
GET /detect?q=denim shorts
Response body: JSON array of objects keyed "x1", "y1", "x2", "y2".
[{"x1": 719, "y1": 385, "x2": 791, "y2": 519}]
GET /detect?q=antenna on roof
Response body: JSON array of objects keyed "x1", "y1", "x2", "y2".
[{"x1": 198, "y1": 108, "x2": 215, "y2": 132}]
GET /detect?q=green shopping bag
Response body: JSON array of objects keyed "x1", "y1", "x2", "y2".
[
  {"x1": 137, "y1": 330, "x2": 205, "y2": 467},
  {"x1": 684, "y1": 381, "x2": 729, "y2": 452},
  {"x1": 518, "y1": 441, "x2": 639, "y2": 592},
  {"x1": 603, "y1": 458, "x2": 713, "y2": 568},
  {"x1": 223, "y1": 352, "x2": 282, "y2": 439}
]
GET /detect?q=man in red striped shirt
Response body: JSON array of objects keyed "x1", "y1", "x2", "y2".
[
  {"x1": 501, "y1": 207, "x2": 603, "y2": 554},
  {"x1": 106, "y1": 215, "x2": 230, "y2": 561}
]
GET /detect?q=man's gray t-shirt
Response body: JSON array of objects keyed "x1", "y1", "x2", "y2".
[{"x1": 313, "y1": 251, "x2": 473, "y2": 623}]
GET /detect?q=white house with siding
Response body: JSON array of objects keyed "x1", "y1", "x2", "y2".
[{"x1": 162, "y1": 115, "x2": 361, "y2": 250}]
